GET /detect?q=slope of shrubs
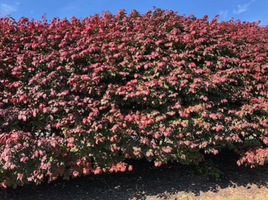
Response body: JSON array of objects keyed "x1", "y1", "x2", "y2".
[{"x1": 0, "y1": 9, "x2": 268, "y2": 188}]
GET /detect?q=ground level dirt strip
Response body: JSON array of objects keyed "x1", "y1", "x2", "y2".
[{"x1": 1, "y1": 151, "x2": 268, "y2": 200}]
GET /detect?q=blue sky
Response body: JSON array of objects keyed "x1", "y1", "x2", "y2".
[{"x1": 0, "y1": 0, "x2": 267, "y2": 25}]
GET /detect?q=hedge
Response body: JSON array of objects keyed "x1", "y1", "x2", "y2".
[{"x1": 0, "y1": 8, "x2": 268, "y2": 188}]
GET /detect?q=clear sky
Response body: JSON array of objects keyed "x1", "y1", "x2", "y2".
[{"x1": 0, "y1": 0, "x2": 267, "y2": 25}]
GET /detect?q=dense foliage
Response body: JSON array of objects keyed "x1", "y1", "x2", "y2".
[{"x1": 0, "y1": 9, "x2": 268, "y2": 188}]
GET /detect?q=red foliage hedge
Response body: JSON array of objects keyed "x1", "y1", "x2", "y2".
[{"x1": 0, "y1": 9, "x2": 268, "y2": 188}]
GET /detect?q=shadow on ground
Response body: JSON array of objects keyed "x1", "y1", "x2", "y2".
[{"x1": 1, "y1": 150, "x2": 268, "y2": 200}]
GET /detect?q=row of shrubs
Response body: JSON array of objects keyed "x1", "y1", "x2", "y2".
[{"x1": 0, "y1": 8, "x2": 268, "y2": 188}]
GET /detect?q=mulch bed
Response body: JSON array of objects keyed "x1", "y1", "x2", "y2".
[{"x1": 1, "y1": 150, "x2": 268, "y2": 200}]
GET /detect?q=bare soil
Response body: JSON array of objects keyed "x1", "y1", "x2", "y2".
[{"x1": 1, "y1": 150, "x2": 268, "y2": 200}]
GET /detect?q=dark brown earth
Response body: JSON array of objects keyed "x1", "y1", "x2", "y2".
[{"x1": 1, "y1": 150, "x2": 268, "y2": 200}]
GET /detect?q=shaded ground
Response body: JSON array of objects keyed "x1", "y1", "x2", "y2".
[{"x1": 1, "y1": 150, "x2": 268, "y2": 200}]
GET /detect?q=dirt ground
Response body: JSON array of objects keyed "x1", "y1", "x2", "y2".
[{"x1": 1, "y1": 150, "x2": 268, "y2": 200}]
